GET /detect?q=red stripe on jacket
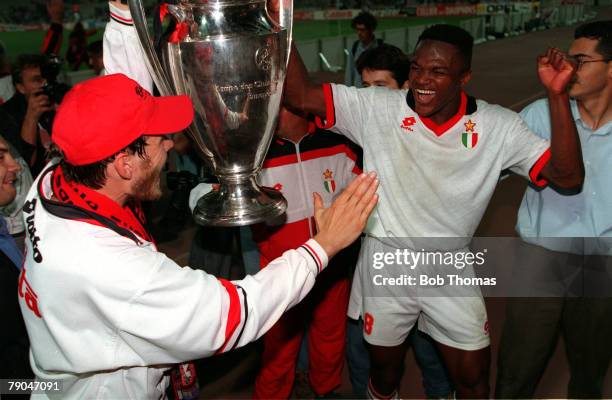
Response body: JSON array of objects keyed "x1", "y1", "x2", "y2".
[
  {"x1": 216, "y1": 279, "x2": 242, "y2": 353},
  {"x1": 264, "y1": 143, "x2": 358, "y2": 169}
]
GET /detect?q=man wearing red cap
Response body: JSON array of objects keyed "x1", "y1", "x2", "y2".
[{"x1": 17, "y1": 73, "x2": 379, "y2": 399}]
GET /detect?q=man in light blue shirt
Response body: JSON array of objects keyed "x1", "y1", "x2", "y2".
[{"x1": 497, "y1": 20, "x2": 612, "y2": 399}]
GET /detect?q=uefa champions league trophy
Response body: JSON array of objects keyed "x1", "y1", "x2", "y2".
[{"x1": 128, "y1": 0, "x2": 292, "y2": 226}]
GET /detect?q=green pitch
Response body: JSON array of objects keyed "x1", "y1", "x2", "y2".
[
  {"x1": 0, "y1": 29, "x2": 105, "y2": 64},
  {"x1": 0, "y1": 16, "x2": 471, "y2": 63}
]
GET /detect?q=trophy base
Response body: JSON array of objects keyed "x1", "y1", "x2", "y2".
[{"x1": 193, "y1": 179, "x2": 287, "y2": 227}]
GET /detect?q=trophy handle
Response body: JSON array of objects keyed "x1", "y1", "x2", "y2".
[
  {"x1": 267, "y1": 0, "x2": 293, "y2": 67},
  {"x1": 127, "y1": 0, "x2": 216, "y2": 164},
  {"x1": 127, "y1": 0, "x2": 175, "y2": 97},
  {"x1": 280, "y1": 0, "x2": 293, "y2": 55}
]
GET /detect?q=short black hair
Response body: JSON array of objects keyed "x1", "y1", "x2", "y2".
[
  {"x1": 351, "y1": 12, "x2": 377, "y2": 31},
  {"x1": 11, "y1": 54, "x2": 46, "y2": 85},
  {"x1": 356, "y1": 44, "x2": 410, "y2": 87},
  {"x1": 58, "y1": 136, "x2": 148, "y2": 189},
  {"x1": 574, "y1": 20, "x2": 612, "y2": 59},
  {"x1": 417, "y1": 24, "x2": 474, "y2": 71},
  {"x1": 87, "y1": 40, "x2": 103, "y2": 57}
]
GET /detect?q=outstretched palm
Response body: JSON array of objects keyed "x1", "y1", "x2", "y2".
[{"x1": 538, "y1": 48, "x2": 576, "y2": 95}]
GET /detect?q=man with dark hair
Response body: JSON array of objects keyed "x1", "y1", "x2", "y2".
[
  {"x1": 356, "y1": 43, "x2": 410, "y2": 89},
  {"x1": 0, "y1": 0, "x2": 67, "y2": 178},
  {"x1": 416, "y1": 23, "x2": 473, "y2": 71},
  {"x1": 18, "y1": 73, "x2": 379, "y2": 399},
  {"x1": 285, "y1": 23, "x2": 583, "y2": 398},
  {"x1": 496, "y1": 20, "x2": 612, "y2": 399},
  {"x1": 345, "y1": 11, "x2": 382, "y2": 87},
  {"x1": 347, "y1": 42, "x2": 453, "y2": 399},
  {"x1": 1, "y1": 54, "x2": 53, "y2": 177}
]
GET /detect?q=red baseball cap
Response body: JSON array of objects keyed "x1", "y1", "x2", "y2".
[{"x1": 53, "y1": 73, "x2": 193, "y2": 166}]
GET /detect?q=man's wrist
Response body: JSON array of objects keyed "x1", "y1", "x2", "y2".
[
  {"x1": 300, "y1": 239, "x2": 329, "y2": 273},
  {"x1": 24, "y1": 113, "x2": 38, "y2": 124},
  {"x1": 312, "y1": 234, "x2": 338, "y2": 259},
  {"x1": 546, "y1": 91, "x2": 570, "y2": 101}
]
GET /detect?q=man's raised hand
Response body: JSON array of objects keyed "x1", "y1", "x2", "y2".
[{"x1": 538, "y1": 47, "x2": 577, "y2": 95}]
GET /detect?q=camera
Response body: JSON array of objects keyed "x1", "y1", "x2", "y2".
[
  {"x1": 39, "y1": 54, "x2": 70, "y2": 105},
  {"x1": 37, "y1": 54, "x2": 71, "y2": 131}
]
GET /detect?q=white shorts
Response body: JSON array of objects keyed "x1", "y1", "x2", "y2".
[{"x1": 351, "y1": 236, "x2": 490, "y2": 350}]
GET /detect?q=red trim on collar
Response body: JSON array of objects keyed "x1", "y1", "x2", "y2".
[
  {"x1": 50, "y1": 165, "x2": 153, "y2": 243},
  {"x1": 420, "y1": 92, "x2": 467, "y2": 137},
  {"x1": 529, "y1": 148, "x2": 551, "y2": 187},
  {"x1": 315, "y1": 84, "x2": 335, "y2": 129}
]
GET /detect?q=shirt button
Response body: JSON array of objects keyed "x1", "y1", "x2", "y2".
[{"x1": 592, "y1": 191, "x2": 597, "y2": 196}]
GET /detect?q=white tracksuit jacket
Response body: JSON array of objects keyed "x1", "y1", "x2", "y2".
[{"x1": 17, "y1": 5, "x2": 330, "y2": 398}]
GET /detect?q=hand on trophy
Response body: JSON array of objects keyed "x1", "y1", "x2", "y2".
[{"x1": 313, "y1": 172, "x2": 379, "y2": 258}]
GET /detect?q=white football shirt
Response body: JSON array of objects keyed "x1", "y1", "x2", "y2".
[{"x1": 318, "y1": 84, "x2": 550, "y2": 244}]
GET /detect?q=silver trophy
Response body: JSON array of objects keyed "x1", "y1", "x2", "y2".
[{"x1": 128, "y1": 0, "x2": 292, "y2": 226}]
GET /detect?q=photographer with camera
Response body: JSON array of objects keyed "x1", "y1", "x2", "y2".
[
  {"x1": 0, "y1": 0, "x2": 70, "y2": 178},
  {"x1": 1, "y1": 54, "x2": 69, "y2": 177}
]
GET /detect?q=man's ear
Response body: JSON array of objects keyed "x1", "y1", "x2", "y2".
[
  {"x1": 460, "y1": 69, "x2": 472, "y2": 87},
  {"x1": 16, "y1": 83, "x2": 26, "y2": 95},
  {"x1": 112, "y1": 152, "x2": 133, "y2": 180}
]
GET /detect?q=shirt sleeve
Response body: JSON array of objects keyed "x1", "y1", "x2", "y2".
[
  {"x1": 315, "y1": 83, "x2": 375, "y2": 147},
  {"x1": 103, "y1": 2, "x2": 153, "y2": 93},
  {"x1": 189, "y1": 183, "x2": 214, "y2": 212},
  {"x1": 501, "y1": 105, "x2": 550, "y2": 187},
  {"x1": 519, "y1": 98, "x2": 553, "y2": 140},
  {"x1": 114, "y1": 239, "x2": 328, "y2": 364}
]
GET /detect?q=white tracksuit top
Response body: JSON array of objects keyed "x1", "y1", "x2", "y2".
[{"x1": 18, "y1": 159, "x2": 327, "y2": 398}]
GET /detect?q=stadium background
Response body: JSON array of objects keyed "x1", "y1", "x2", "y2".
[
  {"x1": 0, "y1": 0, "x2": 610, "y2": 398},
  {"x1": 0, "y1": 0, "x2": 599, "y2": 71}
]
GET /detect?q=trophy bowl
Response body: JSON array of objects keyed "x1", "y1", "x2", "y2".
[{"x1": 129, "y1": 0, "x2": 291, "y2": 226}]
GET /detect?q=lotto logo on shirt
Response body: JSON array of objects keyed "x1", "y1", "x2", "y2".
[
  {"x1": 400, "y1": 117, "x2": 416, "y2": 131},
  {"x1": 18, "y1": 268, "x2": 42, "y2": 318}
]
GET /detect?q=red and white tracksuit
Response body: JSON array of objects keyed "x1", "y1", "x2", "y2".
[{"x1": 251, "y1": 126, "x2": 361, "y2": 398}]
